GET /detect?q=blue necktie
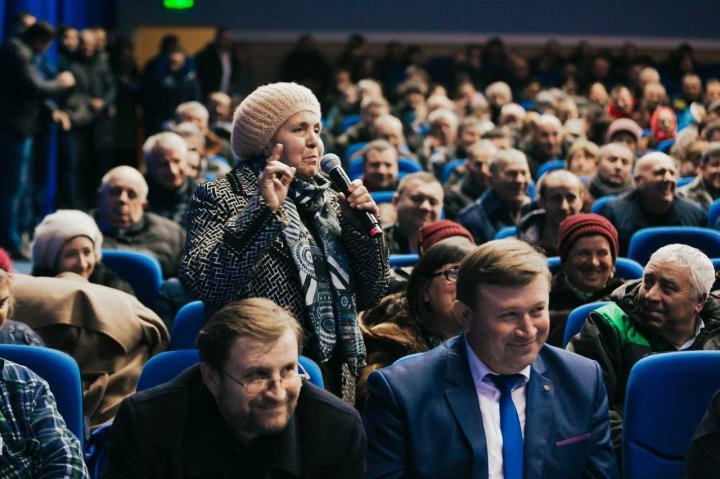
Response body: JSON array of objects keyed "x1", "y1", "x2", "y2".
[{"x1": 488, "y1": 374, "x2": 524, "y2": 479}]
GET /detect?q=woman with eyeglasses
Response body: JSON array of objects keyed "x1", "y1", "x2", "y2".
[{"x1": 356, "y1": 237, "x2": 475, "y2": 406}]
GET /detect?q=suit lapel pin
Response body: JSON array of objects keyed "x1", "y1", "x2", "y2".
[{"x1": 543, "y1": 384, "x2": 551, "y2": 392}]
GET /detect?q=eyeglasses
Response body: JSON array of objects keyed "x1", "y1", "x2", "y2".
[
  {"x1": 221, "y1": 365, "x2": 310, "y2": 395},
  {"x1": 430, "y1": 267, "x2": 459, "y2": 283}
]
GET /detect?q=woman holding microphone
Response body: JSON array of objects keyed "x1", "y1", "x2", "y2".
[{"x1": 181, "y1": 83, "x2": 389, "y2": 400}]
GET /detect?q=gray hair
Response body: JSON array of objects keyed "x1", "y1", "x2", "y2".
[
  {"x1": 173, "y1": 121, "x2": 206, "y2": 146},
  {"x1": 143, "y1": 132, "x2": 188, "y2": 167},
  {"x1": 175, "y1": 101, "x2": 209, "y2": 124},
  {"x1": 489, "y1": 148, "x2": 528, "y2": 175},
  {"x1": 427, "y1": 108, "x2": 459, "y2": 129},
  {"x1": 647, "y1": 244, "x2": 715, "y2": 299},
  {"x1": 598, "y1": 142, "x2": 634, "y2": 162},
  {"x1": 466, "y1": 140, "x2": 498, "y2": 159},
  {"x1": 485, "y1": 82, "x2": 513, "y2": 102}
]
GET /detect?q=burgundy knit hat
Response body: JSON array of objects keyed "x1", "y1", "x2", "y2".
[
  {"x1": 417, "y1": 220, "x2": 475, "y2": 255},
  {"x1": 557, "y1": 213, "x2": 619, "y2": 262}
]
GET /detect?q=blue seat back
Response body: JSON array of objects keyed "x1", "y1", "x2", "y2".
[
  {"x1": 676, "y1": 176, "x2": 695, "y2": 187},
  {"x1": 623, "y1": 351, "x2": 720, "y2": 479},
  {"x1": 590, "y1": 195, "x2": 616, "y2": 214},
  {"x1": 708, "y1": 198, "x2": 720, "y2": 229},
  {"x1": 370, "y1": 191, "x2": 395, "y2": 204},
  {"x1": 137, "y1": 349, "x2": 324, "y2": 391},
  {"x1": 347, "y1": 156, "x2": 365, "y2": 181},
  {"x1": 169, "y1": 300, "x2": 205, "y2": 350},
  {"x1": 389, "y1": 254, "x2": 419, "y2": 268},
  {"x1": 340, "y1": 114, "x2": 361, "y2": 133},
  {"x1": 494, "y1": 226, "x2": 517, "y2": 240},
  {"x1": 440, "y1": 158, "x2": 465, "y2": 184},
  {"x1": 101, "y1": 249, "x2": 164, "y2": 307},
  {"x1": 136, "y1": 349, "x2": 200, "y2": 391},
  {"x1": 397, "y1": 158, "x2": 423, "y2": 179},
  {"x1": 344, "y1": 141, "x2": 368, "y2": 163},
  {"x1": 0, "y1": 345, "x2": 84, "y2": 447},
  {"x1": 535, "y1": 159, "x2": 566, "y2": 180},
  {"x1": 627, "y1": 227, "x2": 720, "y2": 265},
  {"x1": 562, "y1": 301, "x2": 608, "y2": 347}
]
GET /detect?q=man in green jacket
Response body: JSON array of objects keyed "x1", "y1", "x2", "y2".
[{"x1": 570, "y1": 243, "x2": 720, "y2": 450}]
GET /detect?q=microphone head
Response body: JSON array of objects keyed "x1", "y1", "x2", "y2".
[{"x1": 320, "y1": 154, "x2": 342, "y2": 174}]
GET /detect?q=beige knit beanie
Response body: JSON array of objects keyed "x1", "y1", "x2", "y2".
[
  {"x1": 32, "y1": 210, "x2": 104, "y2": 272},
  {"x1": 232, "y1": 82, "x2": 322, "y2": 159}
]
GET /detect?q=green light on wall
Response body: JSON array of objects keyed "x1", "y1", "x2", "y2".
[{"x1": 164, "y1": 0, "x2": 194, "y2": 9}]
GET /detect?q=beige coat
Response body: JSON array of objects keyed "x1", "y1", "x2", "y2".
[{"x1": 12, "y1": 273, "x2": 169, "y2": 428}]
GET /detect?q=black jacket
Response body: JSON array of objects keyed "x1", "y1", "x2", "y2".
[
  {"x1": 0, "y1": 38, "x2": 68, "y2": 136},
  {"x1": 105, "y1": 365, "x2": 366, "y2": 479}
]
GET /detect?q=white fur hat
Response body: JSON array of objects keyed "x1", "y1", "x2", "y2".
[{"x1": 32, "y1": 210, "x2": 103, "y2": 272}]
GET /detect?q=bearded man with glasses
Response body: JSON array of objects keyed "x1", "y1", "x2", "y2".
[{"x1": 105, "y1": 297, "x2": 366, "y2": 478}]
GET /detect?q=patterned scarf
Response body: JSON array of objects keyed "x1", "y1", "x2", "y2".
[{"x1": 244, "y1": 155, "x2": 366, "y2": 374}]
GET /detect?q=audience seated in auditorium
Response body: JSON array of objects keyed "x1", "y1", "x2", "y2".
[
  {"x1": 444, "y1": 140, "x2": 496, "y2": 220},
  {"x1": 605, "y1": 117, "x2": 643, "y2": 156},
  {"x1": 12, "y1": 272, "x2": 168, "y2": 428},
  {"x1": 143, "y1": 131, "x2": 197, "y2": 227},
  {"x1": 105, "y1": 297, "x2": 366, "y2": 478},
  {"x1": 587, "y1": 142, "x2": 634, "y2": 204},
  {"x1": 94, "y1": 166, "x2": 187, "y2": 279},
  {"x1": 360, "y1": 140, "x2": 399, "y2": 192},
  {"x1": 384, "y1": 172, "x2": 444, "y2": 254},
  {"x1": 337, "y1": 96, "x2": 390, "y2": 155},
  {"x1": 371, "y1": 114, "x2": 417, "y2": 161},
  {"x1": 0, "y1": 358, "x2": 89, "y2": 478},
  {"x1": 0, "y1": 265, "x2": 44, "y2": 346},
  {"x1": 175, "y1": 100, "x2": 233, "y2": 165},
  {"x1": 31, "y1": 210, "x2": 134, "y2": 295},
  {"x1": 459, "y1": 148, "x2": 533, "y2": 244},
  {"x1": 173, "y1": 121, "x2": 231, "y2": 182},
  {"x1": 569, "y1": 244, "x2": 720, "y2": 452},
  {"x1": 520, "y1": 113, "x2": 563, "y2": 176},
  {"x1": 565, "y1": 138, "x2": 599, "y2": 178},
  {"x1": 419, "y1": 108, "x2": 460, "y2": 175},
  {"x1": 363, "y1": 239, "x2": 619, "y2": 478},
  {"x1": 678, "y1": 142, "x2": 720, "y2": 210},
  {"x1": 357, "y1": 238, "x2": 474, "y2": 406},
  {"x1": 547, "y1": 214, "x2": 625, "y2": 346},
  {"x1": 518, "y1": 169, "x2": 583, "y2": 256},
  {"x1": 599, "y1": 152, "x2": 706, "y2": 255}
]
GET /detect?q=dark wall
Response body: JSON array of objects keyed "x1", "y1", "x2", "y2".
[{"x1": 117, "y1": 0, "x2": 720, "y2": 40}]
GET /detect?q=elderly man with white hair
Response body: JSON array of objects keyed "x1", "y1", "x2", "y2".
[
  {"x1": 599, "y1": 151, "x2": 706, "y2": 255},
  {"x1": 144, "y1": 131, "x2": 197, "y2": 227},
  {"x1": 570, "y1": 244, "x2": 720, "y2": 452},
  {"x1": 95, "y1": 165, "x2": 186, "y2": 278}
]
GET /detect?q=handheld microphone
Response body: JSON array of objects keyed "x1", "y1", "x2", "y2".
[{"x1": 320, "y1": 154, "x2": 383, "y2": 238}]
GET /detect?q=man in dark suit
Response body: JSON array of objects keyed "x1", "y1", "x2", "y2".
[
  {"x1": 105, "y1": 298, "x2": 366, "y2": 478},
  {"x1": 363, "y1": 238, "x2": 619, "y2": 479}
]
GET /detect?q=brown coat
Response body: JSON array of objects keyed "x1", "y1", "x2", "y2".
[
  {"x1": 11, "y1": 273, "x2": 169, "y2": 428},
  {"x1": 356, "y1": 293, "x2": 440, "y2": 408}
]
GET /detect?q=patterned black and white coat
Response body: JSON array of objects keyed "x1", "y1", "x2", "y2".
[{"x1": 180, "y1": 162, "x2": 390, "y2": 326}]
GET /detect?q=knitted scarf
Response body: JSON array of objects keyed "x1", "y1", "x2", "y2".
[{"x1": 284, "y1": 176, "x2": 366, "y2": 375}]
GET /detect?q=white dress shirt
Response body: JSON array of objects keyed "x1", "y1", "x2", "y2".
[{"x1": 465, "y1": 335, "x2": 531, "y2": 479}]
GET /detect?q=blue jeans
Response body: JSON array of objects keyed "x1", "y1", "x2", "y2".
[{"x1": 0, "y1": 128, "x2": 33, "y2": 253}]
